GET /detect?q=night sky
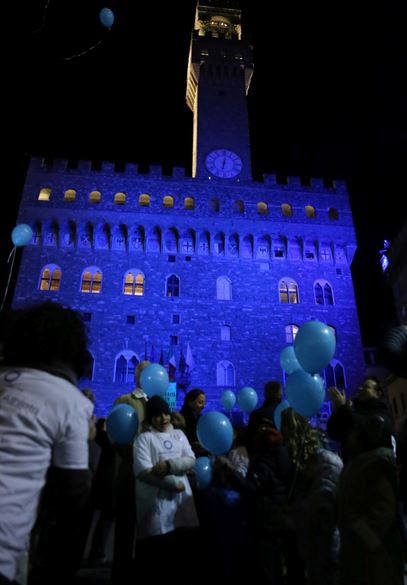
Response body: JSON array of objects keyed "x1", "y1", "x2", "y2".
[{"x1": 3, "y1": 0, "x2": 406, "y2": 344}]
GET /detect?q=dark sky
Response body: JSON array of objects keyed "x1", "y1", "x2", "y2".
[{"x1": 3, "y1": 0, "x2": 406, "y2": 344}]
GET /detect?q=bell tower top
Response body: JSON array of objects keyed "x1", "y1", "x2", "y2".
[{"x1": 187, "y1": 1, "x2": 254, "y2": 181}]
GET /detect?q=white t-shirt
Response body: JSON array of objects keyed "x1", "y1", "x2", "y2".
[
  {"x1": 134, "y1": 427, "x2": 199, "y2": 539},
  {"x1": 0, "y1": 367, "x2": 93, "y2": 582}
]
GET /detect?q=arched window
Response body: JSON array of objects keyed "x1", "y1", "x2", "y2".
[
  {"x1": 329, "y1": 208, "x2": 339, "y2": 220},
  {"x1": 184, "y1": 197, "x2": 194, "y2": 210},
  {"x1": 216, "y1": 276, "x2": 232, "y2": 300},
  {"x1": 38, "y1": 187, "x2": 51, "y2": 201},
  {"x1": 81, "y1": 267, "x2": 102, "y2": 293},
  {"x1": 221, "y1": 325, "x2": 231, "y2": 341},
  {"x1": 279, "y1": 279, "x2": 299, "y2": 304},
  {"x1": 39, "y1": 264, "x2": 61, "y2": 291},
  {"x1": 211, "y1": 198, "x2": 220, "y2": 212},
  {"x1": 324, "y1": 360, "x2": 346, "y2": 389},
  {"x1": 217, "y1": 361, "x2": 235, "y2": 386},
  {"x1": 114, "y1": 352, "x2": 139, "y2": 383},
  {"x1": 285, "y1": 324, "x2": 299, "y2": 343},
  {"x1": 305, "y1": 205, "x2": 316, "y2": 218},
  {"x1": 281, "y1": 203, "x2": 293, "y2": 217},
  {"x1": 139, "y1": 193, "x2": 150, "y2": 207},
  {"x1": 123, "y1": 271, "x2": 145, "y2": 296},
  {"x1": 89, "y1": 191, "x2": 101, "y2": 203},
  {"x1": 163, "y1": 195, "x2": 174, "y2": 208},
  {"x1": 114, "y1": 192, "x2": 126, "y2": 205},
  {"x1": 257, "y1": 201, "x2": 268, "y2": 215},
  {"x1": 233, "y1": 200, "x2": 244, "y2": 214},
  {"x1": 64, "y1": 189, "x2": 76, "y2": 201},
  {"x1": 166, "y1": 274, "x2": 180, "y2": 297},
  {"x1": 314, "y1": 280, "x2": 334, "y2": 305}
]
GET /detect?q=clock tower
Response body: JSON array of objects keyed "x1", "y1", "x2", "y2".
[{"x1": 186, "y1": 1, "x2": 254, "y2": 181}]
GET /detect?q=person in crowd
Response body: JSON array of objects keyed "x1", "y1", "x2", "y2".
[
  {"x1": 180, "y1": 388, "x2": 207, "y2": 455},
  {"x1": 0, "y1": 301, "x2": 94, "y2": 585},
  {"x1": 246, "y1": 380, "x2": 283, "y2": 456},
  {"x1": 109, "y1": 360, "x2": 150, "y2": 584},
  {"x1": 133, "y1": 395, "x2": 199, "y2": 582},
  {"x1": 336, "y1": 412, "x2": 404, "y2": 585},
  {"x1": 327, "y1": 377, "x2": 393, "y2": 462}
]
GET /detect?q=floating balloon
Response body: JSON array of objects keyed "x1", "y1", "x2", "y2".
[
  {"x1": 279, "y1": 346, "x2": 301, "y2": 375},
  {"x1": 294, "y1": 320, "x2": 336, "y2": 374},
  {"x1": 11, "y1": 224, "x2": 33, "y2": 247},
  {"x1": 99, "y1": 7, "x2": 115, "y2": 28},
  {"x1": 106, "y1": 403, "x2": 139, "y2": 444},
  {"x1": 237, "y1": 386, "x2": 258, "y2": 413},
  {"x1": 285, "y1": 369, "x2": 326, "y2": 418},
  {"x1": 274, "y1": 399, "x2": 290, "y2": 430},
  {"x1": 197, "y1": 411, "x2": 233, "y2": 456},
  {"x1": 140, "y1": 363, "x2": 169, "y2": 398},
  {"x1": 195, "y1": 456, "x2": 213, "y2": 489},
  {"x1": 220, "y1": 390, "x2": 236, "y2": 411}
]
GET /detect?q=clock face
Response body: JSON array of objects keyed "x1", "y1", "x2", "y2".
[{"x1": 205, "y1": 149, "x2": 243, "y2": 178}]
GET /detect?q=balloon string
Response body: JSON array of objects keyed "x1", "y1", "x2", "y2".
[
  {"x1": 62, "y1": 31, "x2": 110, "y2": 61},
  {"x1": 0, "y1": 247, "x2": 17, "y2": 313},
  {"x1": 32, "y1": 0, "x2": 52, "y2": 34}
]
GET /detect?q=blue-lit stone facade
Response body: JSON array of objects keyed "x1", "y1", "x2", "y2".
[
  {"x1": 12, "y1": 158, "x2": 366, "y2": 415},
  {"x1": 11, "y1": 2, "x2": 367, "y2": 415}
]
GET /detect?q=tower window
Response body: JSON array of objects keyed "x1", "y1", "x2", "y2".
[
  {"x1": 166, "y1": 274, "x2": 180, "y2": 297},
  {"x1": 38, "y1": 188, "x2": 51, "y2": 201},
  {"x1": 64, "y1": 189, "x2": 76, "y2": 201},
  {"x1": 127, "y1": 315, "x2": 136, "y2": 325},
  {"x1": 81, "y1": 268, "x2": 102, "y2": 294},
  {"x1": 139, "y1": 193, "x2": 150, "y2": 207},
  {"x1": 114, "y1": 192, "x2": 126, "y2": 205},
  {"x1": 89, "y1": 191, "x2": 101, "y2": 203}
]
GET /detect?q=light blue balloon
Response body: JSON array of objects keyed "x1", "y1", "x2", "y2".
[
  {"x1": 279, "y1": 346, "x2": 301, "y2": 375},
  {"x1": 140, "y1": 363, "x2": 169, "y2": 398},
  {"x1": 106, "y1": 403, "x2": 139, "y2": 444},
  {"x1": 220, "y1": 390, "x2": 236, "y2": 410},
  {"x1": 237, "y1": 386, "x2": 258, "y2": 413},
  {"x1": 274, "y1": 399, "x2": 290, "y2": 430},
  {"x1": 294, "y1": 320, "x2": 336, "y2": 374},
  {"x1": 197, "y1": 411, "x2": 233, "y2": 456},
  {"x1": 195, "y1": 456, "x2": 213, "y2": 489},
  {"x1": 99, "y1": 7, "x2": 115, "y2": 28},
  {"x1": 11, "y1": 224, "x2": 33, "y2": 247},
  {"x1": 285, "y1": 369, "x2": 326, "y2": 418}
]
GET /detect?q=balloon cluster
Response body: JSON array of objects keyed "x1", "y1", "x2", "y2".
[{"x1": 278, "y1": 320, "x2": 336, "y2": 420}]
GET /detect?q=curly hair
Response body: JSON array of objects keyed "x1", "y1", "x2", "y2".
[
  {"x1": 0, "y1": 301, "x2": 91, "y2": 379},
  {"x1": 280, "y1": 407, "x2": 321, "y2": 470}
]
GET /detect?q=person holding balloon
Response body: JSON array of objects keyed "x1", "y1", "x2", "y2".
[
  {"x1": 133, "y1": 396, "x2": 199, "y2": 579},
  {"x1": 180, "y1": 388, "x2": 207, "y2": 456}
]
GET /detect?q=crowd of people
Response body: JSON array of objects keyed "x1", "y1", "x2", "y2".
[{"x1": 0, "y1": 300, "x2": 406, "y2": 585}]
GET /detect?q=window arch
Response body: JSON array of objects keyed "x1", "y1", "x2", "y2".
[
  {"x1": 114, "y1": 192, "x2": 126, "y2": 205},
  {"x1": 281, "y1": 203, "x2": 293, "y2": 217},
  {"x1": 329, "y1": 208, "x2": 339, "y2": 220},
  {"x1": 114, "y1": 351, "x2": 140, "y2": 383},
  {"x1": 305, "y1": 205, "x2": 316, "y2": 218},
  {"x1": 314, "y1": 280, "x2": 334, "y2": 305},
  {"x1": 89, "y1": 191, "x2": 101, "y2": 203},
  {"x1": 184, "y1": 197, "x2": 195, "y2": 210},
  {"x1": 163, "y1": 195, "x2": 174, "y2": 208},
  {"x1": 285, "y1": 324, "x2": 299, "y2": 343},
  {"x1": 139, "y1": 193, "x2": 150, "y2": 207},
  {"x1": 123, "y1": 270, "x2": 145, "y2": 296},
  {"x1": 166, "y1": 274, "x2": 180, "y2": 297},
  {"x1": 39, "y1": 264, "x2": 61, "y2": 291},
  {"x1": 64, "y1": 189, "x2": 76, "y2": 201},
  {"x1": 81, "y1": 267, "x2": 102, "y2": 294},
  {"x1": 324, "y1": 360, "x2": 346, "y2": 389},
  {"x1": 217, "y1": 361, "x2": 235, "y2": 387},
  {"x1": 38, "y1": 187, "x2": 51, "y2": 201},
  {"x1": 233, "y1": 200, "x2": 244, "y2": 214},
  {"x1": 279, "y1": 279, "x2": 299, "y2": 304},
  {"x1": 257, "y1": 201, "x2": 268, "y2": 215},
  {"x1": 217, "y1": 276, "x2": 232, "y2": 300}
]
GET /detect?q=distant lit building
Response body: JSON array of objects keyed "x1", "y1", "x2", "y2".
[{"x1": 11, "y1": 1, "x2": 366, "y2": 414}]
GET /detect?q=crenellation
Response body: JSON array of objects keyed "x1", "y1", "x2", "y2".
[
  {"x1": 77, "y1": 160, "x2": 92, "y2": 171},
  {"x1": 100, "y1": 161, "x2": 115, "y2": 173},
  {"x1": 262, "y1": 174, "x2": 277, "y2": 185}
]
